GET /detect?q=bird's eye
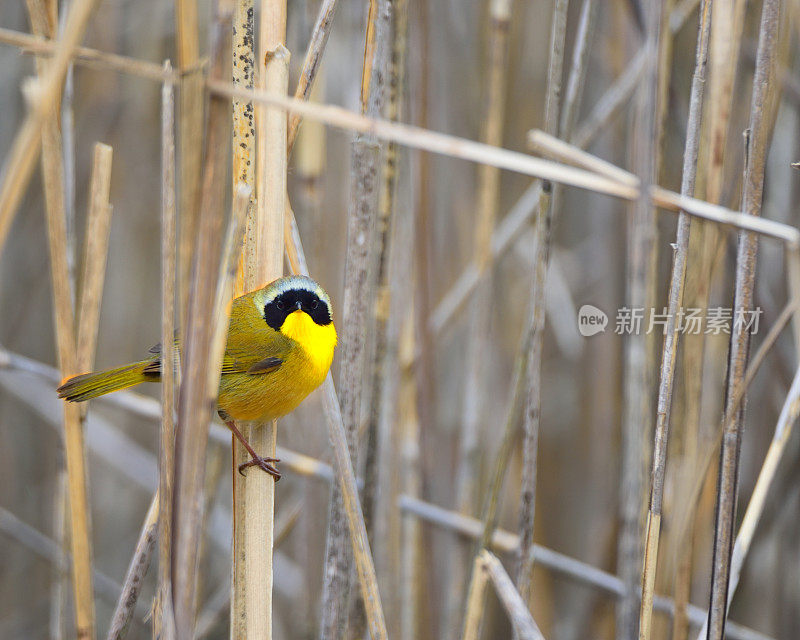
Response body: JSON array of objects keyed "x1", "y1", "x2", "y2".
[
  {"x1": 276, "y1": 300, "x2": 285, "y2": 310},
  {"x1": 311, "y1": 299, "x2": 319, "y2": 309}
]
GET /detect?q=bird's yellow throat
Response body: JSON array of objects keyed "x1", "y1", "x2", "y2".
[{"x1": 281, "y1": 310, "x2": 337, "y2": 380}]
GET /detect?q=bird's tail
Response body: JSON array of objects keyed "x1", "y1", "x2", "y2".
[{"x1": 57, "y1": 360, "x2": 159, "y2": 402}]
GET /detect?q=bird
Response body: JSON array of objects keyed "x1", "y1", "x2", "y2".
[{"x1": 57, "y1": 275, "x2": 337, "y2": 481}]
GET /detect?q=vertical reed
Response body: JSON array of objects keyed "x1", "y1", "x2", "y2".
[
  {"x1": 229, "y1": 0, "x2": 254, "y2": 635},
  {"x1": 706, "y1": 2, "x2": 781, "y2": 637},
  {"x1": 236, "y1": 0, "x2": 289, "y2": 629},
  {"x1": 171, "y1": 9, "x2": 231, "y2": 634},
  {"x1": 319, "y1": 1, "x2": 389, "y2": 635},
  {"x1": 25, "y1": 3, "x2": 105, "y2": 637},
  {"x1": 639, "y1": 2, "x2": 710, "y2": 638},
  {"x1": 155, "y1": 58, "x2": 178, "y2": 640},
  {"x1": 515, "y1": 0, "x2": 569, "y2": 610},
  {"x1": 618, "y1": 2, "x2": 661, "y2": 637}
]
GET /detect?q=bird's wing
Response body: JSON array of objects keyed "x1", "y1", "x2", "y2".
[{"x1": 220, "y1": 309, "x2": 293, "y2": 376}]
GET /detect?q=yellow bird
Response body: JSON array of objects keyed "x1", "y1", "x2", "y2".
[{"x1": 57, "y1": 275, "x2": 337, "y2": 480}]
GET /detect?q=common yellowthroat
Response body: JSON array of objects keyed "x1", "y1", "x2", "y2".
[{"x1": 57, "y1": 275, "x2": 337, "y2": 480}]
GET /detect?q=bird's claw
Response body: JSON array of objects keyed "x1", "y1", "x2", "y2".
[{"x1": 238, "y1": 455, "x2": 282, "y2": 481}]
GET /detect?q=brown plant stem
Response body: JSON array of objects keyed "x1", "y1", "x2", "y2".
[
  {"x1": 155, "y1": 58, "x2": 178, "y2": 640},
  {"x1": 706, "y1": 2, "x2": 781, "y2": 637},
  {"x1": 638, "y1": 1, "x2": 710, "y2": 638}
]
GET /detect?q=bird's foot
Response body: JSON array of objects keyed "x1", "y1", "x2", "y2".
[{"x1": 238, "y1": 455, "x2": 282, "y2": 481}]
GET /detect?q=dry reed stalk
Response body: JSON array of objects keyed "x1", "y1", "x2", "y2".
[
  {"x1": 637, "y1": 2, "x2": 710, "y2": 638},
  {"x1": 396, "y1": 496, "x2": 777, "y2": 640},
  {"x1": 286, "y1": 0, "x2": 340, "y2": 153},
  {"x1": 453, "y1": 0, "x2": 513, "y2": 520},
  {"x1": 174, "y1": 0, "x2": 203, "y2": 324},
  {"x1": 281, "y1": 0, "x2": 340, "y2": 280},
  {"x1": 693, "y1": 361, "x2": 800, "y2": 639},
  {"x1": 515, "y1": 0, "x2": 569, "y2": 609},
  {"x1": 24, "y1": 9, "x2": 73, "y2": 640},
  {"x1": 0, "y1": 27, "x2": 177, "y2": 82},
  {"x1": 646, "y1": 299, "x2": 797, "y2": 609},
  {"x1": 364, "y1": 6, "x2": 408, "y2": 634},
  {"x1": 173, "y1": 177, "x2": 249, "y2": 636},
  {"x1": 619, "y1": 3, "x2": 662, "y2": 636},
  {"x1": 206, "y1": 80, "x2": 800, "y2": 245},
  {"x1": 570, "y1": 48, "x2": 647, "y2": 150},
  {"x1": 364, "y1": 0, "x2": 407, "y2": 532},
  {"x1": 559, "y1": 0, "x2": 595, "y2": 139},
  {"x1": 26, "y1": 2, "x2": 103, "y2": 635},
  {"x1": 666, "y1": 7, "x2": 711, "y2": 640},
  {"x1": 464, "y1": 551, "x2": 546, "y2": 640},
  {"x1": 527, "y1": 129, "x2": 637, "y2": 187},
  {"x1": 229, "y1": 0, "x2": 255, "y2": 635},
  {"x1": 348, "y1": 0, "x2": 395, "y2": 630},
  {"x1": 279, "y1": 176, "x2": 389, "y2": 640},
  {"x1": 106, "y1": 492, "x2": 159, "y2": 640},
  {"x1": 76, "y1": 144, "x2": 113, "y2": 371},
  {"x1": 155, "y1": 59, "x2": 178, "y2": 640},
  {"x1": 448, "y1": 0, "x2": 515, "y2": 631},
  {"x1": 706, "y1": 2, "x2": 781, "y2": 637},
  {"x1": 486, "y1": 551, "x2": 547, "y2": 640},
  {"x1": 171, "y1": 12, "x2": 231, "y2": 634},
  {"x1": 678, "y1": 0, "x2": 747, "y2": 550},
  {"x1": 320, "y1": 1, "x2": 390, "y2": 635},
  {"x1": 321, "y1": 379, "x2": 389, "y2": 640},
  {"x1": 399, "y1": 356, "x2": 423, "y2": 640},
  {"x1": 235, "y1": 0, "x2": 289, "y2": 629},
  {"x1": 0, "y1": 0, "x2": 99, "y2": 257},
  {"x1": 462, "y1": 552, "x2": 491, "y2": 640},
  {"x1": 50, "y1": 468, "x2": 68, "y2": 640}
]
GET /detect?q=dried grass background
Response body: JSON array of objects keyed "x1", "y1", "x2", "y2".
[{"x1": 0, "y1": 0, "x2": 799, "y2": 639}]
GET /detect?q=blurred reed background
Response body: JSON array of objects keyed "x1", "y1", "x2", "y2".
[{"x1": 1, "y1": 0, "x2": 799, "y2": 639}]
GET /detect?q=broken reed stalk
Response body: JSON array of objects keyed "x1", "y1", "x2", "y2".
[
  {"x1": 515, "y1": 0, "x2": 569, "y2": 608},
  {"x1": 230, "y1": 0, "x2": 255, "y2": 635},
  {"x1": 706, "y1": 2, "x2": 781, "y2": 638},
  {"x1": 156, "y1": 59, "x2": 178, "y2": 640},
  {"x1": 106, "y1": 493, "x2": 159, "y2": 640},
  {"x1": 170, "y1": 12, "x2": 231, "y2": 634},
  {"x1": 320, "y1": 1, "x2": 389, "y2": 636},
  {"x1": 0, "y1": 0, "x2": 99, "y2": 257},
  {"x1": 638, "y1": 1, "x2": 710, "y2": 638}
]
